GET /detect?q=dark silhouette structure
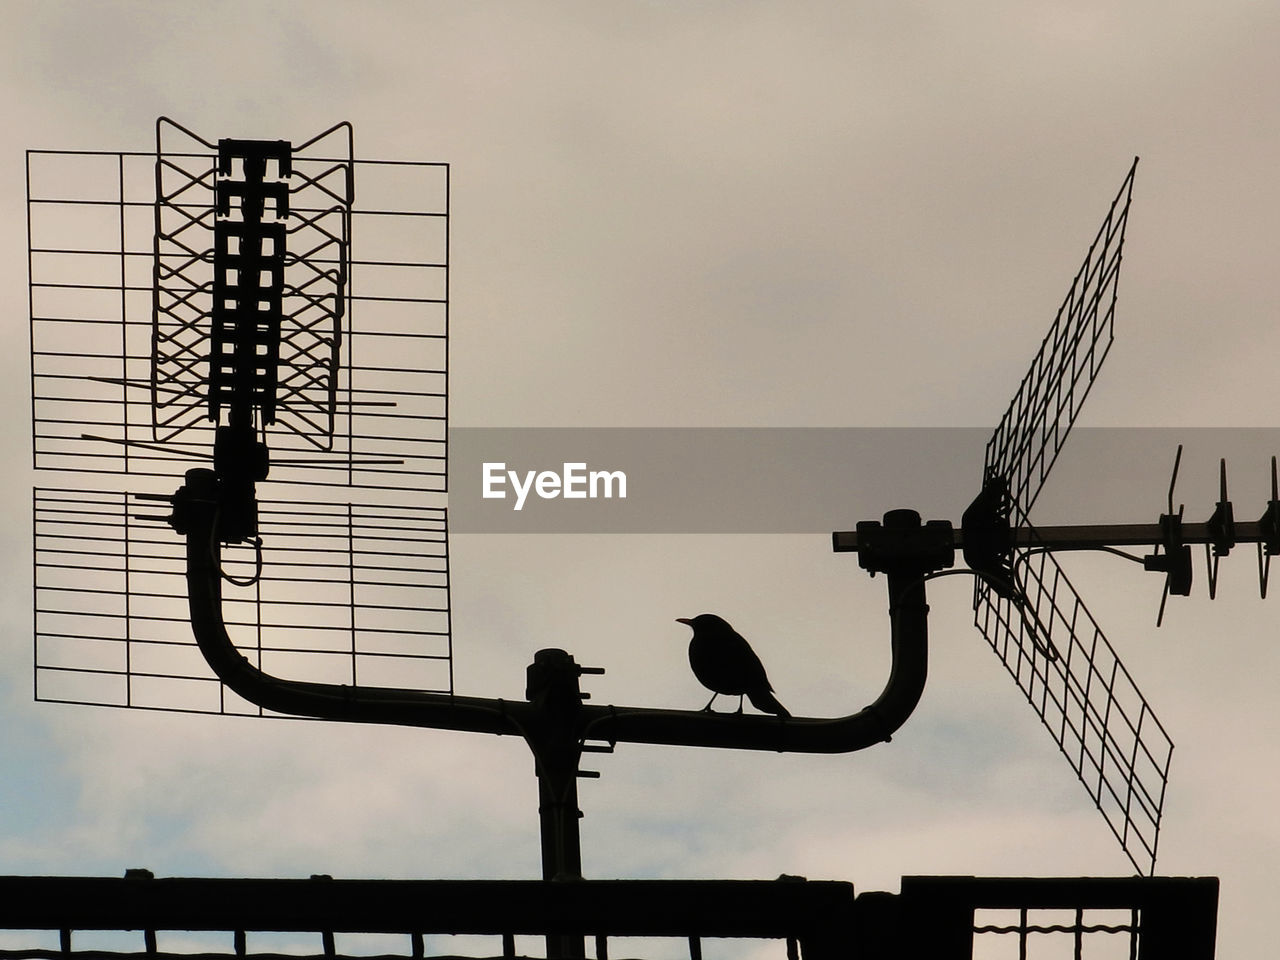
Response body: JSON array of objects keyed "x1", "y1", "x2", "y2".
[
  {"x1": 26, "y1": 126, "x2": 1233, "y2": 956},
  {"x1": 0, "y1": 874, "x2": 1221, "y2": 960},
  {"x1": 679, "y1": 613, "x2": 791, "y2": 716}
]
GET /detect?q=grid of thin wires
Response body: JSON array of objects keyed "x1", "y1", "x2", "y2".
[
  {"x1": 983, "y1": 158, "x2": 1136, "y2": 519},
  {"x1": 34, "y1": 487, "x2": 452, "y2": 714},
  {"x1": 29, "y1": 126, "x2": 453, "y2": 714},
  {"x1": 973, "y1": 907, "x2": 1139, "y2": 959},
  {"x1": 968, "y1": 158, "x2": 1168, "y2": 875},
  {"x1": 28, "y1": 138, "x2": 448, "y2": 494},
  {"x1": 971, "y1": 528, "x2": 1173, "y2": 877}
]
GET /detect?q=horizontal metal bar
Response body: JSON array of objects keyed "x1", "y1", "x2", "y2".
[
  {"x1": 898, "y1": 874, "x2": 1216, "y2": 909},
  {"x1": 25, "y1": 149, "x2": 446, "y2": 168},
  {"x1": 833, "y1": 521, "x2": 1271, "y2": 553},
  {"x1": 0, "y1": 951, "x2": 411, "y2": 960},
  {"x1": 1021, "y1": 522, "x2": 1267, "y2": 549},
  {"x1": 0, "y1": 876, "x2": 853, "y2": 938}
]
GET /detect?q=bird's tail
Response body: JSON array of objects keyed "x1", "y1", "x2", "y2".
[{"x1": 748, "y1": 689, "x2": 791, "y2": 718}]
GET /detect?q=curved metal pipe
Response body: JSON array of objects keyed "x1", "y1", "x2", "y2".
[
  {"x1": 178, "y1": 471, "x2": 929, "y2": 755},
  {"x1": 577, "y1": 570, "x2": 929, "y2": 754},
  {"x1": 180, "y1": 480, "x2": 522, "y2": 737}
]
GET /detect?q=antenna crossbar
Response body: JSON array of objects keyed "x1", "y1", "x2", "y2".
[{"x1": 834, "y1": 520, "x2": 1276, "y2": 553}]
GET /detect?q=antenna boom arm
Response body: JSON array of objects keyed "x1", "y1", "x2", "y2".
[
  {"x1": 834, "y1": 520, "x2": 1273, "y2": 553},
  {"x1": 178, "y1": 471, "x2": 521, "y2": 737},
  {"x1": 580, "y1": 566, "x2": 929, "y2": 754},
  {"x1": 175, "y1": 470, "x2": 930, "y2": 754}
]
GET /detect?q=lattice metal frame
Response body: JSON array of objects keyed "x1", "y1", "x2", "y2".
[
  {"x1": 973, "y1": 530, "x2": 1173, "y2": 876},
  {"x1": 983, "y1": 158, "x2": 1136, "y2": 518},
  {"x1": 28, "y1": 121, "x2": 452, "y2": 714},
  {"x1": 34, "y1": 487, "x2": 452, "y2": 714},
  {"x1": 29, "y1": 126, "x2": 448, "y2": 495},
  {"x1": 966, "y1": 159, "x2": 1173, "y2": 876}
]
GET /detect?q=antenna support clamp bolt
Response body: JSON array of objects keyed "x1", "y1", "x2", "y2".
[{"x1": 855, "y1": 510, "x2": 955, "y2": 577}]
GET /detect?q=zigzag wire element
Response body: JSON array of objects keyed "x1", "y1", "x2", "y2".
[
  {"x1": 277, "y1": 144, "x2": 352, "y2": 448},
  {"x1": 153, "y1": 118, "x2": 351, "y2": 449},
  {"x1": 152, "y1": 124, "x2": 219, "y2": 441}
]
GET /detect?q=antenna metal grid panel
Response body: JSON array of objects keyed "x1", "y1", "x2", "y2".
[
  {"x1": 28, "y1": 120, "x2": 453, "y2": 714},
  {"x1": 973, "y1": 543, "x2": 1173, "y2": 875},
  {"x1": 33, "y1": 488, "x2": 450, "y2": 714},
  {"x1": 982, "y1": 160, "x2": 1135, "y2": 517},
  {"x1": 969, "y1": 160, "x2": 1171, "y2": 875}
]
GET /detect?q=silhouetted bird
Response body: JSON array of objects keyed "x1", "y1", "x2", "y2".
[{"x1": 676, "y1": 614, "x2": 791, "y2": 717}]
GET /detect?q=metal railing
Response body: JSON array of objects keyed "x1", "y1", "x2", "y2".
[{"x1": 0, "y1": 875, "x2": 1217, "y2": 960}]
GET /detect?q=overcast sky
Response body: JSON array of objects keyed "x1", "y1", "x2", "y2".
[{"x1": 2, "y1": 2, "x2": 1279, "y2": 956}]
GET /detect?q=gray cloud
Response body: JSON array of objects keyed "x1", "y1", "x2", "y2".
[{"x1": 4, "y1": 1, "x2": 1279, "y2": 955}]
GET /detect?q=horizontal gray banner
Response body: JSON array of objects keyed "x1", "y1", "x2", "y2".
[{"x1": 446, "y1": 428, "x2": 1280, "y2": 534}]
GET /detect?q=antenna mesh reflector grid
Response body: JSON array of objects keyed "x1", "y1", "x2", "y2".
[
  {"x1": 29, "y1": 142, "x2": 447, "y2": 494},
  {"x1": 984, "y1": 159, "x2": 1136, "y2": 518},
  {"x1": 29, "y1": 125, "x2": 453, "y2": 715},
  {"x1": 34, "y1": 487, "x2": 452, "y2": 714},
  {"x1": 972, "y1": 537, "x2": 1172, "y2": 876}
]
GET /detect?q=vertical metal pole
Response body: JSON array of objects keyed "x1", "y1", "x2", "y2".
[
  {"x1": 525, "y1": 649, "x2": 587, "y2": 959},
  {"x1": 537, "y1": 764, "x2": 583, "y2": 882}
]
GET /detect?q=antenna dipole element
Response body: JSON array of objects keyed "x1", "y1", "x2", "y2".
[
  {"x1": 1258, "y1": 457, "x2": 1280, "y2": 597},
  {"x1": 210, "y1": 139, "x2": 292, "y2": 429}
]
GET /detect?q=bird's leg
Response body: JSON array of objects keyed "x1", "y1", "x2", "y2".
[
  {"x1": 735, "y1": 695, "x2": 744, "y2": 714},
  {"x1": 702, "y1": 693, "x2": 718, "y2": 712}
]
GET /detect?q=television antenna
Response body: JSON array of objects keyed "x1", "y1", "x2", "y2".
[
  {"x1": 836, "y1": 157, "x2": 1280, "y2": 875},
  {"x1": 29, "y1": 126, "x2": 1263, "y2": 937},
  {"x1": 31, "y1": 118, "x2": 452, "y2": 717}
]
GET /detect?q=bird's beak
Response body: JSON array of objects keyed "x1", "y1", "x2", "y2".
[{"x1": 675, "y1": 617, "x2": 692, "y2": 625}]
